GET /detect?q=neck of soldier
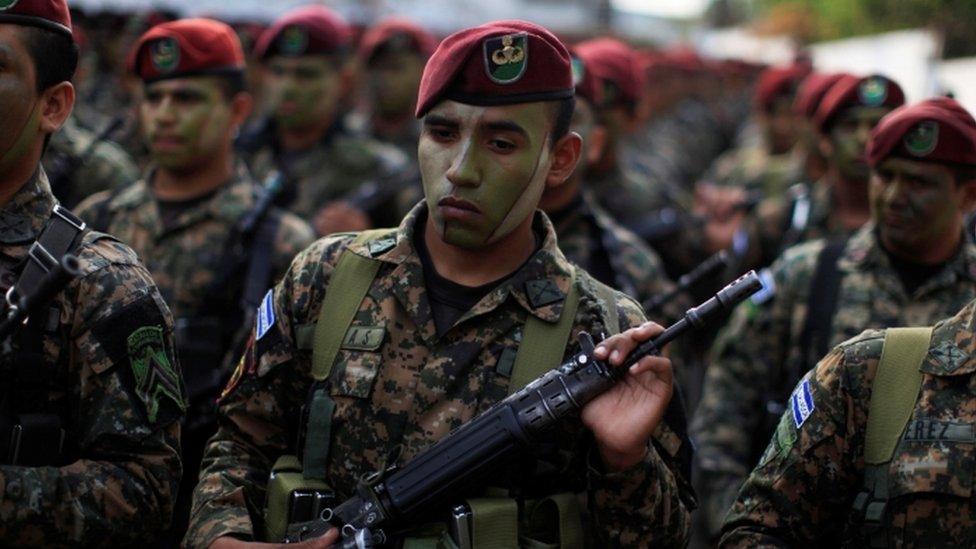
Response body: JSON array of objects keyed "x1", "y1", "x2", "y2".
[
  {"x1": 0, "y1": 142, "x2": 42, "y2": 209},
  {"x1": 423, "y1": 214, "x2": 537, "y2": 287},
  {"x1": 538, "y1": 171, "x2": 582, "y2": 213},
  {"x1": 152, "y1": 144, "x2": 235, "y2": 201},
  {"x1": 278, "y1": 112, "x2": 336, "y2": 152},
  {"x1": 828, "y1": 165, "x2": 871, "y2": 231}
]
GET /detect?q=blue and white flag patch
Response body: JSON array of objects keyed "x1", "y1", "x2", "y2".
[
  {"x1": 750, "y1": 268, "x2": 776, "y2": 305},
  {"x1": 257, "y1": 289, "x2": 276, "y2": 340},
  {"x1": 791, "y1": 378, "x2": 815, "y2": 428}
]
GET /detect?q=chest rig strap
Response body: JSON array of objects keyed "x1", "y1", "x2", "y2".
[{"x1": 851, "y1": 326, "x2": 933, "y2": 547}]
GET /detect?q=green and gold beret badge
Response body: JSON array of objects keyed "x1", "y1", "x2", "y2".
[
  {"x1": 0, "y1": 0, "x2": 20, "y2": 11},
  {"x1": 571, "y1": 56, "x2": 585, "y2": 87},
  {"x1": 279, "y1": 25, "x2": 308, "y2": 56},
  {"x1": 150, "y1": 37, "x2": 180, "y2": 74},
  {"x1": 484, "y1": 33, "x2": 527, "y2": 84},
  {"x1": 904, "y1": 120, "x2": 939, "y2": 157},
  {"x1": 858, "y1": 76, "x2": 888, "y2": 107}
]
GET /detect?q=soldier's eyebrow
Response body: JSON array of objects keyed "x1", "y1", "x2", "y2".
[
  {"x1": 482, "y1": 119, "x2": 529, "y2": 139},
  {"x1": 423, "y1": 114, "x2": 457, "y2": 128}
]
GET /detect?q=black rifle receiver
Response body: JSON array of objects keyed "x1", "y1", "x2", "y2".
[
  {"x1": 0, "y1": 254, "x2": 81, "y2": 341},
  {"x1": 285, "y1": 270, "x2": 764, "y2": 547}
]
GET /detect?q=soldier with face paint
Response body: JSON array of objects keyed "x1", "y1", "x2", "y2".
[
  {"x1": 74, "y1": 18, "x2": 316, "y2": 545},
  {"x1": 186, "y1": 20, "x2": 693, "y2": 549},
  {"x1": 693, "y1": 95, "x2": 976, "y2": 543},
  {"x1": 238, "y1": 6, "x2": 410, "y2": 237},
  {"x1": 722, "y1": 98, "x2": 976, "y2": 547},
  {"x1": 0, "y1": 0, "x2": 184, "y2": 545}
]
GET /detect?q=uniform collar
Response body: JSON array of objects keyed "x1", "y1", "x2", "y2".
[
  {"x1": 0, "y1": 168, "x2": 57, "y2": 247},
  {"x1": 919, "y1": 300, "x2": 976, "y2": 377},
  {"x1": 347, "y1": 203, "x2": 577, "y2": 341}
]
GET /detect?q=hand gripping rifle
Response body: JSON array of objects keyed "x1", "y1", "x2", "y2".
[{"x1": 285, "y1": 271, "x2": 764, "y2": 547}]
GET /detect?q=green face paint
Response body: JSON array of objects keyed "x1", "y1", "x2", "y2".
[
  {"x1": 0, "y1": 101, "x2": 41, "y2": 177},
  {"x1": 419, "y1": 100, "x2": 553, "y2": 249},
  {"x1": 829, "y1": 106, "x2": 892, "y2": 181},
  {"x1": 140, "y1": 77, "x2": 233, "y2": 171},
  {"x1": 265, "y1": 56, "x2": 343, "y2": 129}
]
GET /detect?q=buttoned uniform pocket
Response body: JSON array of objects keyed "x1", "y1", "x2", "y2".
[
  {"x1": 330, "y1": 349, "x2": 383, "y2": 399},
  {"x1": 883, "y1": 419, "x2": 975, "y2": 547}
]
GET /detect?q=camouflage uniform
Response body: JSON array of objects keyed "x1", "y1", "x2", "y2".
[
  {"x1": 0, "y1": 169, "x2": 183, "y2": 546},
  {"x1": 722, "y1": 298, "x2": 976, "y2": 546},
  {"x1": 693, "y1": 224, "x2": 976, "y2": 536},
  {"x1": 704, "y1": 144, "x2": 804, "y2": 197},
  {"x1": 41, "y1": 117, "x2": 139, "y2": 209},
  {"x1": 185, "y1": 204, "x2": 694, "y2": 547},
  {"x1": 240, "y1": 120, "x2": 414, "y2": 230}
]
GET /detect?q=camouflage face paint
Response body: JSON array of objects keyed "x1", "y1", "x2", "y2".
[
  {"x1": 265, "y1": 55, "x2": 343, "y2": 129},
  {"x1": 829, "y1": 106, "x2": 892, "y2": 181},
  {"x1": 140, "y1": 77, "x2": 233, "y2": 171},
  {"x1": 419, "y1": 100, "x2": 552, "y2": 249},
  {"x1": 367, "y1": 51, "x2": 424, "y2": 116},
  {"x1": 0, "y1": 26, "x2": 42, "y2": 177}
]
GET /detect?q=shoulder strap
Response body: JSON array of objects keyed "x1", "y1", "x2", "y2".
[
  {"x1": 15, "y1": 205, "x2": 85, "y2": 298},
  {"x1": 508, "y1": 268, "x2": 580, "y2": 395},
  {"x1": 864, "y1": 327, "x2": 933, "y2": 464},
  {"x1": 239, "y1": 209, "x2": 283, "y2": 311},
  {"x1": 796, "y1": 239, "x2": 847, "y2": 378},
  {"x1": 310, "y1": 230, "x2": 390, "y2": 381}
]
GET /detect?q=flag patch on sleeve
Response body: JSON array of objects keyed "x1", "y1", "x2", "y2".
[
  {"x1": 257, "y1": 289, "x2": 276, "y2": 340},
  {"x1": 791, "y1": 378, "x2": 815, "y2": 428}
]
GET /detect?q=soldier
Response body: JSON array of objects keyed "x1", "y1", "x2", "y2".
[
  {"x1": 722, "y1": 97, "x2": 976, "y2": 546},
  {"x1": 737, "y1": 74, "x2": 904, "y2": 270},
  {"x1": 74, "y1": 18, "x2": 315, "y2": 544},
  {"x1": 539, "y1": 50, "x2": 681, "y2": 322},
  {"x1": 0, "y1": 1, "x2": 184, "y2": 544},
  {"x1": 237, "y1": 5, "x2": 410, "y2": 236},
  {"x1": 349, "y1": 18, "x2": 437, "y2": 163},
  {"x1": 695, "y1": 97, "x2": 976, "y2": 542},
  {"x1": 42, "y1": 115, "x2": 138, "y2": 208},
  {"x1": 186, "y1": 20, "x2": 693, "y2": 548}
]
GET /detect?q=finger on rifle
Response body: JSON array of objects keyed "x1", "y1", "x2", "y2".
[
  {"x1": 629, "y1": 354, "x2": 673, "y2": 384},
  {"x1": 594, "y1": 321, "x2": 664, "y2": 366}
]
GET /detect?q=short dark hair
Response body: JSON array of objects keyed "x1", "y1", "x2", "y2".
[
  {"x1": 20, "y1": 26, "x2": 79, "y2": 93},
  {"x1": 548, "y1": 96, "x2": 575, "y2": 148},
  {"x1": 213, "y1": 72, "x2": 248, "y2": 101},
  {"x1": 950, "y1": 163, "x2": 976, "y2": 186}
]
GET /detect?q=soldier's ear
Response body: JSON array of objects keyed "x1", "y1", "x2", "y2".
[
  {"x1": 229, "y1": 91, "x2": 254, "y2": 128},
  {"x1": 545, "y1": 131, "x2": 582, "y2": 189},
  {"x1": 38, "y1": 81, "x2": 75, "y2": 135},
  {"x1": 818, "y1": 134, "x2": 834, "y2": 159},
  {"x1": 956, "y1": 175, "x2": 976, "y2": 212},
  {"x1": 587, "y1": 125, "x2": 608, "y2": 166}
]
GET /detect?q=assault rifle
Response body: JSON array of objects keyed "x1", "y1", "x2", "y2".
[
  {"x1": 644, "y1": 250, "x2": 731, "y2": 313},
  {"x1": 0, "y1": 254, "x2": 81, "y2": 342},
  {"x1": 284, "y1": 271, "x2": 763, "y2": 547}
]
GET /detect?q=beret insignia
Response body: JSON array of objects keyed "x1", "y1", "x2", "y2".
[
  {"x1": 858, "y1": 76, "x2": 888, "y2": 107},
  {"x1": 0, "y1": 0, "x2": 19, "y2": 11},
  {"x1": 571, "y1": 56, "x2": 585, "y2": 87},
  {"x1": 150, "y1": 37, "x2": 180, "y2": 74},
  {"x1": 280, "y1": 25, "x2": 309, "y2": 56},
  {"x1": 903, "y1": 120, "x2": 939, "y2": 157},
  {"x1": 484, "y1": 33, "x2": 527, "y2": 84}
]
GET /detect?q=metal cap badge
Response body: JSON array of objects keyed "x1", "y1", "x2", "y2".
[
  {"x1": 150, "y1": 37, "x2": 180, "y2": 74},
  {"x1": 858, "y1": 76, "x2": 888, "y2": 107},
  {"x1": 903, "y1": 120, "x2": 939, "y2": 157},
  {"x1": 484, "y1": 33, "x2": 527, "y2": 84}
]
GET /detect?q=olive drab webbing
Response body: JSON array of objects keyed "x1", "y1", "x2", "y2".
[
  {"x1": 852, "y1": 326, "x2": 933, "y2": 547},
  {"x1": 1, "y1": 205, "x2": 85, "y2": 466},
  {"x1": 269, "y1": 230, "x2": 589, "y2": 546}
]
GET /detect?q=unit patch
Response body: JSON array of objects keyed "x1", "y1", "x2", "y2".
[
  {"x1": 790, "y1": 378, "x2": 815, "y2": 429},
  {"x1": 127, "y1": 326, "x2": 185, "y2": 423}
]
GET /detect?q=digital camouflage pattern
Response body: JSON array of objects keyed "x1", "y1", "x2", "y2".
[
  {"x1": 41, "y1": 117, "x2": 139, "y2": 209},
  {"x1": 722, "y1": 298, "x2": 976, "y2": 546},
  {"x1": 185, "y1": 204, "x2": 693, "y2": 548},
  {"x1": 551, "y1": 190, "x2": 684, "y2": 325},
  {"x1": 0, "y1": 169, "x2": 183, "y2": 546},
  {"x1": 75, "y1": 162, "x2": 314, "y2": 352},
  {"x1": 693, "y1": 224, "x2": 976, "y2": 537},
  {"x1": 704, "y1": 144, "x2": 804, "y2": 197},
  {"x1": 241, "y1": 122, "x2": 414, "y2": 231}
]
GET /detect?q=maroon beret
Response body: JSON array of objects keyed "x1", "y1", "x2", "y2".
[
  {"x1": 128, "y1": 18, "x2": 245, "y2": 83},
  {"x1": 575, "y1": 37, "x2": 641, "y2": 107},
  {"x1": 814, "y1": 74, "x2": 905, "y2": 133},
  {"x1": 754, "y1": 65, "x2": 807, "y2": 112},
  {"x1": 793, "y1": 72, "x2": 850, "y2": 119},
  {"x1": 867, "y1": 97, "x2": 976, "y2": 167},
  {"x1": 254, "y1": 5, "x2": 352, "y2": 60},
  {"x1": 0, "y1": 0, "x2": 71, "y2": 37},
  {"x1": 358, "y1": 18, "x2": 437, "y2": 64},
  {"x1": 415, "y1": 20, "x2": 573, "y2": 118},
  {"x1": 569, "y1": 49, "x2": 602, "y2": 108}
]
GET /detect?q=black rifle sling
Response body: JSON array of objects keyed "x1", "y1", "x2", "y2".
[
  {"x1": 796, "y1": 239, "x2": 847, "y2": 382},
  {"x1": 240, "y1": 209, "x2": 282, "y2": 311}
]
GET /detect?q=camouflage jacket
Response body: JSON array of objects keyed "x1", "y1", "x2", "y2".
[
  {"x1": 551, "y1": 191, "x2": 683, "y2": 324},
  {"x1": 185, "y1": 205, "x2": 693, "y2": 548},
  {"x1": 704, "y1": 144, "x2": 804, "y2": 197},
  {"x1": 722, "y1": 299, "x2": 976, "y2": 546},
  {"x1": 41, "y1": 117, "x2": 139, "y2": 209},
  {"x1": 693, "y1": 224, "x2": 976, "y2": 536},
  {"x1": 0, "y1": 168, "x2": 183, "y2": 546},
  {"x1": 240, "y1": 120, "x2": 413, "y2": 231},
  {"x1": 75, "y1": 164, "x2": 315, "y2": 374}
]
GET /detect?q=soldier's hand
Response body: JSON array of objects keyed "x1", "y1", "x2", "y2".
[
  {"x1": 585, "y1": 322, "x2": 673, "y2": 471},
  {"x1": 208, "y1": 529, "x2": 339, "y2": 549},
  {"x1": 313, "y1": 201, "x2": 372, "y2": 236}
]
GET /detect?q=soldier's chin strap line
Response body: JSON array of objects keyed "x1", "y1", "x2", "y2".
[{"x1": 283, "y1": 271, "x2": 764, "y2": 548}]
